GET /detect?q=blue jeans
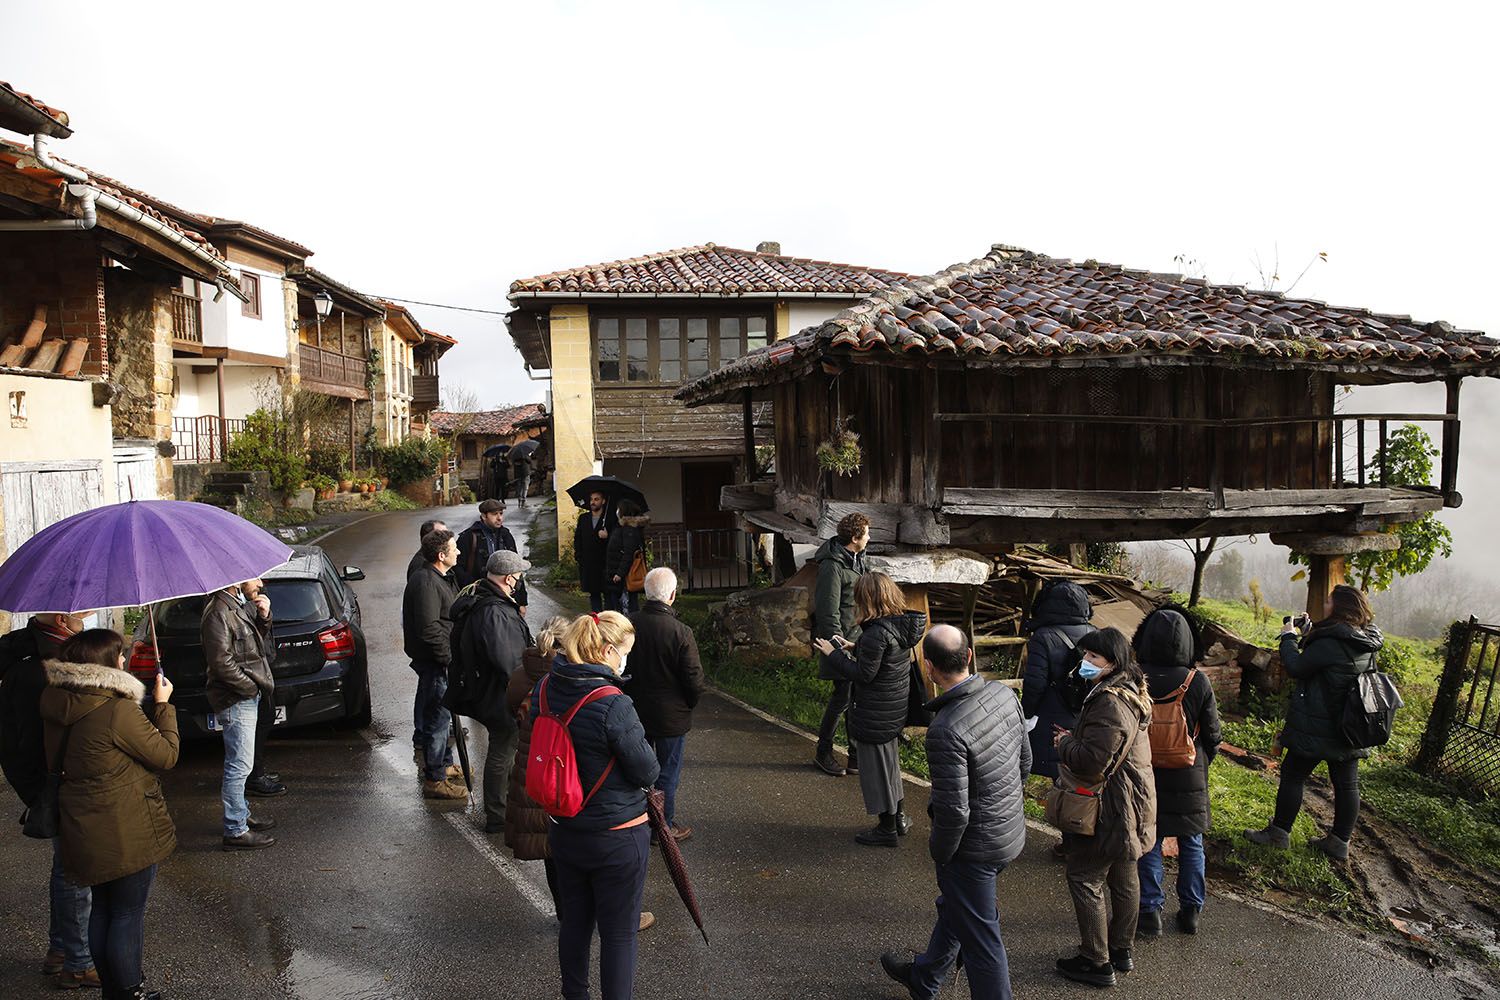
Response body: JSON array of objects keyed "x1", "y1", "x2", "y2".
[
  {"x1": 1138, "y1": 834, "x2": 1206, "y2": 913},
  {"x1": 89, "y1": 864, "x2": 155, "y2": 995},
  {"x1": 413, "y1": 665, "x2": 453, "y2": 782},
  {"x1": 652, "y1": 735, "x2": 686, "y2": 827},
  {"x1": 217, "y1": 694, "x2": 259, "y2": 837},
  {"x1": 49, "y1": 838, "x2": 91, "y2": 972},
  {"x1": 911, "y1": 860, "x2": 1013, "y2": 1000},
  {"x1": 551, "y1": 822, "x2": 650, "y2": 1000}
]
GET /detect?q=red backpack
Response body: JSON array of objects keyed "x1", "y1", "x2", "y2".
[{"x1": 525, "y1": 675, "x2": 620, "y2": 818}]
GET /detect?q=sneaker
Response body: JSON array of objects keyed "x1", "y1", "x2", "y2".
[
  {"x1": 248, "y1": 815, "x2": 277, "y2": 832},
  {"x1": 814, "y1": 748, "x2": 846, "y2": 777},
  {"x1": 1244, "y1": 824, "x2": 1291, "y2": 849},
  {"x1": 222, "y1": 830, "x2": 277, "y2": 851},
  {"x1": 422, "y1": 778, "x2": 468, "y2": 801},
  {"x1": 55, "y1": 967, "x2": 100, "y2": 989},
  {"x1": 879, "y1": 951, "x2": 920, "y2": 1000},
  {"x1": 1110, "y1": 948, "x2": 1133, "y2": 974},
  {"x1": 638, "y1": 911, "x2": 656, "y2": 932},
  {"x1": 1177, "y1": 905, "x2": 1201, "y2": 934},
  {"x1": 854, "y1": 824, "x2": 899, "y2": 848},
  {"x1": 1056, "y1": 954, "x2": 1116, "y2": 988},
  {"x1": 41, "y1": 950, "x2": 65, "y2": 975},
  {"x1": 245, "y1": 776, "x2": 287, "y2": 798},
  {"x1": 1136, "y1": 909, "x2": 1163, "y2": 939}
]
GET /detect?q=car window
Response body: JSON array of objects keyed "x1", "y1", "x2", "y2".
[
  {"x1": 154, "y1": 595, "x2": 207, "y2": 632},
  {"x1": 262, "y1": 579, "x2": 332, "y2": 624}
]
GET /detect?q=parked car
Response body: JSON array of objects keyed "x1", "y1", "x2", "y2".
[{"x1": 129, "y1": 545, "x2": 371, "y2": 739}]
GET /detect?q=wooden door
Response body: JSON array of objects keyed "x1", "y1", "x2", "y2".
[
  {"x1": 681, "y1": 461, "x2": 736, "y2": 532},
  {"x1": 1, "y1": 460, "x2": 105, "y2": 626}
]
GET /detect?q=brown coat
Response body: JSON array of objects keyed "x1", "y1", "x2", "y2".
[
  {"x1": 1058, "y1": 671, "x2": 1157, "y2": 866},
  {"x1": 39, "y1": 660, "x2": 180, "y2": 886},
  {"x1": 503, "y1": 646, "x2": 553, "y2": 861}
]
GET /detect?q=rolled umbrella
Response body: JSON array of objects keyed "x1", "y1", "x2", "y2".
[
  {"x1": 566, "y1": 475, "x2": 648, "y2": 513},
  {"x1": 0, "y1": 499, "x2": 293, "y2": 614},
  {"x1": 646, "y1": 788, "x2": 708, "y2": 944},
  {"x1": 450, "y1": 716, "x2": 474, "y2": 795}
]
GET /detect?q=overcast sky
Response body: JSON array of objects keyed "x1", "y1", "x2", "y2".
[{"x1": 5, "y1": 1, "x2": 1497, "y2": 577}]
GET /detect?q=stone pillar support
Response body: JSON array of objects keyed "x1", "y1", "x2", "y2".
[{"x1": 1270, "y1": 531, "x2": 1400, "y2": 618}]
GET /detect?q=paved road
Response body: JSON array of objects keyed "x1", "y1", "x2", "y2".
[{"x1": 0, "y1": 502, "x2": 1481, "y2": 999}]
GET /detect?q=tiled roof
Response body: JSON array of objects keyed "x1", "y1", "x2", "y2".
[
  {"x1": 430, "y1": 403, "x2": 546, "y2": 436},
  {"x1": 509, "y1": 244, "x2": 907, "y2": 297},
  {"x1": 423, "y1": 329, "x2": 456, "y2": 346},
  {"x1": 0, "y1": 81, "x2": 71, "y2": 137},
  {"x1": 0, "y1": 138, "x2": 225, "y2": 265},
  {"x1": 679, "y1": 244, "x2": 1499, "y2": 403}
]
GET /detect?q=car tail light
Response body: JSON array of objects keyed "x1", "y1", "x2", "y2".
[
  {"x1": 318, "y1": 623, "x2": 356, "y2": 660},
  {"x1": 128, "y1": 640, "x2": 159, "y2": 682}
]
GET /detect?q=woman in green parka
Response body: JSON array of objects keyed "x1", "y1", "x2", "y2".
[{"x1": 1246, "y1": 585, "x2": 1382, "y2": 862}]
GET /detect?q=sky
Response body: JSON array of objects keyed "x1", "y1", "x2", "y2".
[{"x1": 5, "y1": 0, "x2": 1498, "y2": 576}]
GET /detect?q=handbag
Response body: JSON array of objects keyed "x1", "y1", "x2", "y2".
[
  {"x1": 1044, "y1": 721, "x2": 1133, "y2": 837},
  {"x1": 625, "y1": 549, "x2": 648, "y2": 593},
  {"x1": 22, "y1": 705, "x2": 100, "y2": 840},
  {"x1": 905, "y1": 658, "x2": 933, "y2": 728}
]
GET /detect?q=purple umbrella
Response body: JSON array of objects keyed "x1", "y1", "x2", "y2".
[{"x1": 0, "y1": 500, "x2": 293, "y2": 614}]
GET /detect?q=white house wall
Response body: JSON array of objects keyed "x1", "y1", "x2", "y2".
[
  {"x1": 200, "y1": 265, "x2": 289, "y2": 360},
  {"x1": 602, "y1": 457, "x2": 683, "y2": 524}
]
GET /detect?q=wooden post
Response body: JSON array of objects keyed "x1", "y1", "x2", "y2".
[
  {"x1": 1416, "y1": 616, "x2": 1476, "y2": 774},
  {"x1": 1068, "y1": 543, "x2": 1088, "y2": 568},
  {"x1": 742, "y1": 394, "x2": 755, "y2": 483},
  {"x1": 215, "y1": 358, "x2": 228, "y2": 459},
  {"x1": 1441, "y1": 377, "x2": 1462, "y2": 500},
  {"x1": 902, "y1": 584, "x2": 936, "y2": 701},
  {"x1": 962, "y1": 585, "x2": 979, "y2": 648},
  {"x1": 1304, "y1": 553, "x2": 1346, "y2": 618},
  {"x1": 349, "y1": 398, "x2": 357, "y2": 474}
]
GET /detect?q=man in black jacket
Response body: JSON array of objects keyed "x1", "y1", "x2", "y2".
[
  {"x1": 883, "y1": 625, "x2": 1029, "y2": 1000},
  {"x1": 446, "y1": 550, "x2": 532, "y2": 832},
  {"x1": 203, "y1": 581, "x2": 280, "y2": 850},
  {"x1": 624, "y1": 567, "x2": 705, "y2": 841},
  {"x1": 455, "y1": 501, "x2": 528, "y2": 612},
  {"x1": 0, "y1": 614, "x2": 98, "y2": 985},
  {"x1": 402, "y1": 528, "x2": 466, "y2": 800},
  {"x1": 573, "y1": 491, "x2": 612, "y2": 612}
]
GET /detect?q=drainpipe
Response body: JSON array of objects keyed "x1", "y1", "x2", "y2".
[{"x1": 0, "y1": 134, "x2": 249, "y2": 302}]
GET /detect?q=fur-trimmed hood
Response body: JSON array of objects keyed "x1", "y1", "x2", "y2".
[
  {"x1": 44, "y1": 659, "x2": 146, "y2": 709},
  {"x1": 617, "y1": 513, "x2": 651, "y2": 528}
]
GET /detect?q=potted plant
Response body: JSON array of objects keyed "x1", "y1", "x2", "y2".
[
  {"x1": 338, "y1": 468, "x2": 353, "y2": 493},
  {"x1": 816, "y1": 425, "x2": 863, "y2": 477}
]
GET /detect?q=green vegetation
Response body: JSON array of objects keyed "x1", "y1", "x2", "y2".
[
  {"x1": 226, "y1": 409, "x2": 306, "y2": 494},
  {"x1": 372, "y1": 490, "x2": 418, "y2": 511},
  {"x1": 372, "y1": 437, "x2": 451, "y2": 488}
]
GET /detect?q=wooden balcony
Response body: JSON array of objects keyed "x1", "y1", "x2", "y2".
[
  {"x1": 299, "y1": 344, "x2": 369, "y2": 399},
  {"x1": 171, "y1": 290, "x2": 202, "y2": 351},
  {"x1": 412, "y1": 373, "x2": 439, "y2": 407}
]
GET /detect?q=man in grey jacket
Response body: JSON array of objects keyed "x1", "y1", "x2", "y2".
[
  {"x1": 202, "y1": 580, "x2": 278, "y2": 851},
  {"x1": 882, "y1": 625, "x2": 1029, "y2": 1000}
]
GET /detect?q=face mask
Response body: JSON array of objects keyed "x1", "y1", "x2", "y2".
[
  {"x1": 617, "y1": 653, "x2": 628, "y2": 674},
  {"x1": 1077, "y1": 662, "x2": 1106, "y2": 681}
]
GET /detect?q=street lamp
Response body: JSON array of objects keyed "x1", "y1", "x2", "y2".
[{"x1": 314, "y1": 290, "x2": 334, "y2": 318}]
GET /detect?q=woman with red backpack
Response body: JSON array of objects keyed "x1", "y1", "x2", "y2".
[
  {"x1": 530, "y1": 611, "x2": 660, "y2": 1000},
  {"x1": 1131, "y1": 607, "x2": 1221, "y2": 938}
]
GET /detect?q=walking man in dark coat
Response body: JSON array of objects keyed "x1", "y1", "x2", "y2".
[
  {"x1": 883, "y1": 625, "x2": 1029, "y2": 1000},
  {"x1": 1020, "y1": 580, "x2": 1095, "y2": 779},
  {"x1": 446, "y1": 550, "x2": 532, "y2": 833},
  {"x1": 455, "y1": 500, "x2": 528, "y2": 613},
  {"x1": 624, "y1": 567, "x2": 705, "y2": 841},
  {"x1": 573, "y1": 490, "x2": 612, "y2": 613},
  {"x1": 0, "y1": 613, "x2": 98, "y2": 986},
  {"x1": 812, "y1": 512, "x2": 869, "y2": 777},
  {"x1": 202, "y1": 580, "x2": 278, "y2": 850},
  {"x1": 402, "y1": 528, "x2": 466, "y2": 800}
]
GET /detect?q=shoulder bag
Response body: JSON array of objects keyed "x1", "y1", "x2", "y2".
[
  {"x1": 1044, "y1": 715, "x2": 1133, "y2": 837},
  {"x1": 23, "y1": 703, "x2": 104, "y2": 839}
]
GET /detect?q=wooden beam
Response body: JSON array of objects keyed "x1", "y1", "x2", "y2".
[
  {"x1": 721, "y1": 481, "x2": 774, "y2": 511},
  {"x1": 1269, "y1": 531, "x2": 1401, "y2": 555},
  {"x1": 898, "y1": 504, "x2": 950, "y2": 545},
  {"x1": 742, "y1": 509, "x2": 820, "y2": 545},
  {"x1": 943, "y1": 487, "x2": 1214, "y2": 512}
]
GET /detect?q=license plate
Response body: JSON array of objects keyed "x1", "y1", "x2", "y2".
[{"x1": 273, "y1": 706, "x2": 288, "y2": 726}]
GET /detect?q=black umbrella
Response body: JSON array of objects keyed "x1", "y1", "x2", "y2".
[
  {"x1": 646, "y1": 788, "x2": 708, "y2": 944},
  {"x1": 507, "y1": 438, "x2": 540, "y2": 464},
  {"x1": 566, "y1": 475, "x2": 648, "y2": 512},
  {"x1": 450, "y1": 716, "x2": 473, "y2": 796},
  {"x1": 482, "y1": 443, "x2": 512, "y2": 458}
]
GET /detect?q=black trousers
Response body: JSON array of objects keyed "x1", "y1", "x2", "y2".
[
  {"x1": 248, "y1": 691, "x2": 273, "y2": 781},
  {"x1": 551, "y1": 822, "x2": 650, "y2": 1000},
  {"x1": 1274, "y1": 752, "x2": 1361, "y2": 840},
  {"x1": 816, "y1": 679, "x2": 852, "y2": 755}
]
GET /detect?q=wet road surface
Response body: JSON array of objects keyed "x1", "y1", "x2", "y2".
[{"x1": 0, "y1": 502, "x2": 1480, "y2": 999}]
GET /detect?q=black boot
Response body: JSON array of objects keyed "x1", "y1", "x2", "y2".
[
  {"x1": 895, "y1": 799, "x2": 912, "y2": 836},
  {"x1": 1176, "y1": 905, "x2": 1201, "y2": 935},
  {"x1": 814, "y1": 747, "x2": 846, "y2": 777},
  {"x1": 855, "y1": 813, "x2": 899, "y2": 847},
  {"x1": 1056, "y1": 954, "x2": 1116, "y2": 987},
  {"x1": 1110, "y1": 947, "x2": 1133, "y2": 974},
  {"x1": 1137, "y1": 909, "x2": 1163, "y2": 939},
  {"x1": 880, "y1": 951, "x2": 920, "y2": 1000},
  {"x1": 845, "y1": 744, "x2": 859, "y2": 774}
]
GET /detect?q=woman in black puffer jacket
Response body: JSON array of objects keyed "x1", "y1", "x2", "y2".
[
  {"x1": 815, "y1": 571, "x2": 926, "y2": 848},
  {"x1": 1131, "y1": 607, "x2": 1220, "y2": 937},
  {"x1": 534, "y1": 611, "x2": 660, "y2": 1000},
  {"x1": 1247, "y1": 585, "x2": 1382, "y2": 863},
  {"x1": 604, "y1": 501, "x2": 650, "y2": 615}
]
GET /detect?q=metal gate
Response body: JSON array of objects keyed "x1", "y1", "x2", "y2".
[
  {"x1": 645, "y1": 527, "x2": 755, "y2": 592},
  {"x1": 1417, "y1": 616, "x2": 1500, "y2": 795}
]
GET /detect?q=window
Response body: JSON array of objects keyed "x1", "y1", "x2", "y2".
[
  {"x1": 238, "y1": 271, "x2": 261, "y2": 319},
  {"x1": 593, "y1": 311, "x2": 771, "y2": 384},
  {"x1": 461, "y1": 439, "x2": 478, "y2": 460}
]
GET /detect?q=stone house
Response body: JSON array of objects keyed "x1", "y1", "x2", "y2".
[
  {"x1": 504, "y1": 242, "x2": 906, "y2": 559},
  {"x1": 429, "y1": 403, "x2": 548, "y2": 499}
]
